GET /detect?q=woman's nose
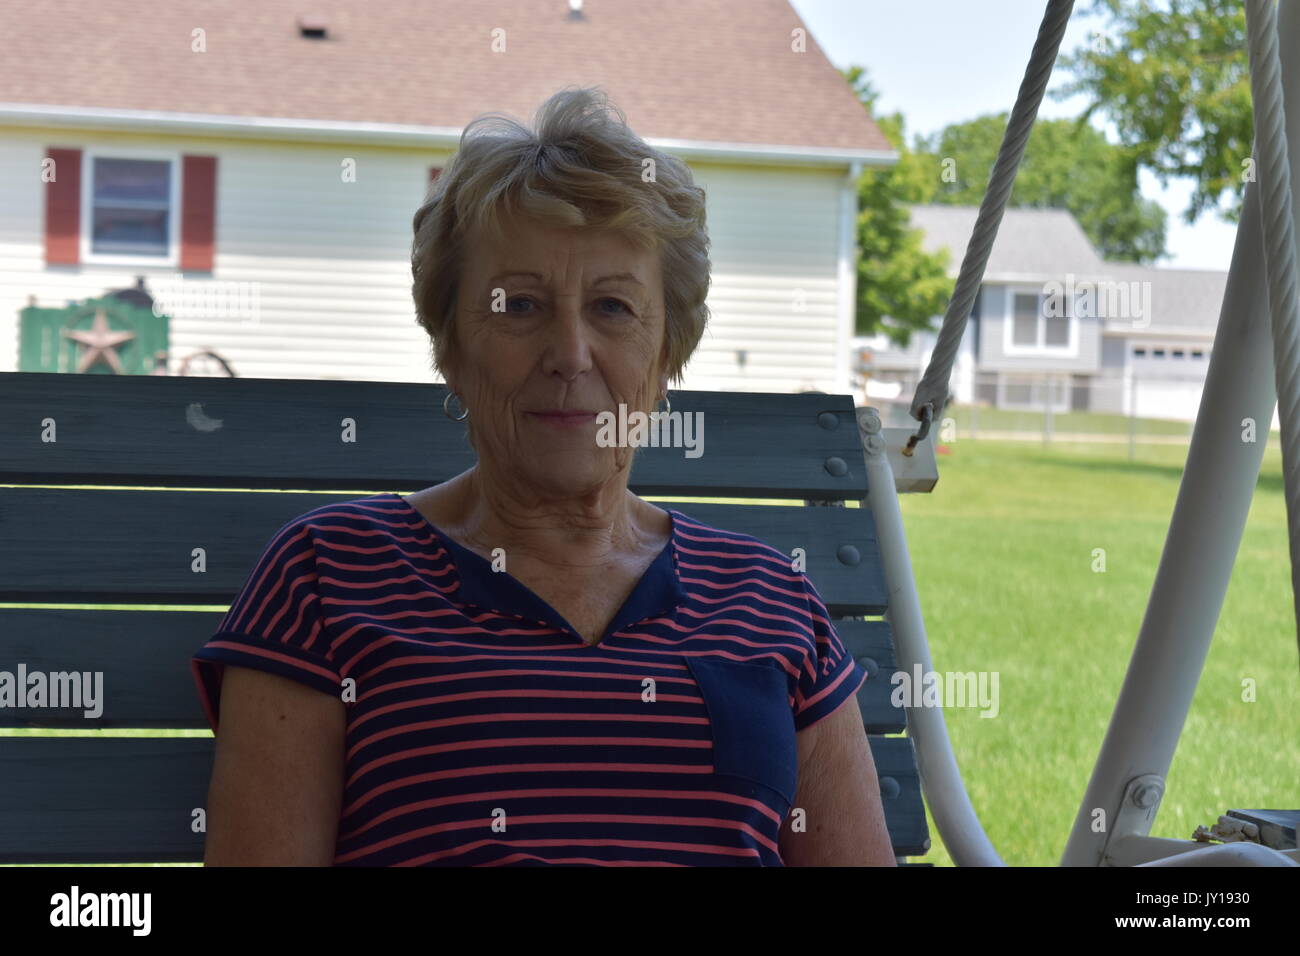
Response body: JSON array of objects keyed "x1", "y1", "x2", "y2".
[{"x1": 540, "y1": 302, "x2": 594, "y2": 378}]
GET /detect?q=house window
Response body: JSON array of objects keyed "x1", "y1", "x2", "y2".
[
  {"x1": 1043, "y1": 291, "x2": 1070, "y2": 346},
  {"x1": 1007, "y1": 288, "x2": 1075, "y2": 354},
  {"x1": 46, "y1": 147, "x2": 215, "y2": 270},
  {"x1": 1134, "y1": 347, "x2": 1146, "y2": 357},
  {"x1": 1153, "y1": 348, "x2": 1165, "y2": 357},
  {"x1": 1013, "y1": 293, "x2": 1039, "y2": 346},
  {"x1": 90, "y1": 157, "x2": 173, "y2": 256},
  {"x1": 1172, "y1": 349, "x2": 1185, "y2": 358},
  {"x1": 1192, "y1": 350, "x2": 1204, "y2": 359}
]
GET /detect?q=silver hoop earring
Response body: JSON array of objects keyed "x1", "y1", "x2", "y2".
[
  {"x1": 658, "y1": 393, "x2": 672, "y2": 415},
  {"x1": 443, "y1": 390, "x2": 469, "y2": 421}
]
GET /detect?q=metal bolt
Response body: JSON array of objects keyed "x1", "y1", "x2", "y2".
[
  {"x1": 1133, "y1": 782, "x2": 1163, "y2": 809},
  {"x1": 857, "y1": 407, "x2": 882, "y2": 434}
]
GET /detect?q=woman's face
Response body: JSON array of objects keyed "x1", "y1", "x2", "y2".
[{"x1": 444, "y1": 211, "x2": 668, "y2": 502}]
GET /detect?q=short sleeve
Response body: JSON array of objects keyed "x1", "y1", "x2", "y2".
[
  {"x1": 191, "y1": 514, "x2": 343, "y2": 732},
  {"x1": 792, "y1": 575, "x2": 869, "y2": 732}
]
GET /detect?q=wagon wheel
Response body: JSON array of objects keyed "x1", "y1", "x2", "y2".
[{"x1": 177, "y1": 348, "x2": 238, "y2": 377}]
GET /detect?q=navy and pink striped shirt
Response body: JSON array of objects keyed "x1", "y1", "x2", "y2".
[{"x1": 191, "y1": 492, "x2": 868, "y2": 865}]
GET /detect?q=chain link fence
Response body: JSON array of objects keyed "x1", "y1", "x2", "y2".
[{"x1": 856, "y1": 369, "x2": 1281, "y2": 459}]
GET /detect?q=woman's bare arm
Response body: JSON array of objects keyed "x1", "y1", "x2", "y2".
[
  {"x1": 779, "y1": 694, "x2": 898, "y2": 866},
  {"x1": 203, "y1": 665, "x2": 347, "y2": 866}
]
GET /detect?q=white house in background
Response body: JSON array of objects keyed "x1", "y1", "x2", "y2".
[
  {"x1": 857, "y1": 204, "x2": 1278, "y2": 428},
  {"x1": 0, "y1": 0, "x2": 894, "y2": 392}
]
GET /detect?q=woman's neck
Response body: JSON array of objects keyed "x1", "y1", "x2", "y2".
[{"x1": 432, "y1": 466, "x2": 662, "y2": 571}]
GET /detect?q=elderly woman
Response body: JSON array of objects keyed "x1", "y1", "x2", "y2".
[{"x1": 192, "y1": 87, "x2": 894, "y2": 867}]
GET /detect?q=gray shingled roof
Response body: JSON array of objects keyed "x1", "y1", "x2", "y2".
[
  {"x1": 905, "y1": 203, "x2": 1228, "y2": 335},
  {"x1": 905, "y1": 204, "x2": 1109, "y2": 280},
  {"x1": 1101, "y1": 263, "x2": 1228, "y2": 334}
]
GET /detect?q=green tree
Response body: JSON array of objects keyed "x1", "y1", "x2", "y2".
[
  {"x1": 843, "y1": 66, "x2": 952, "y2": 347},
  {"x1": 915, "y1": 114, "x2": 1167, "y2": 262},
  {"x1": 1055, "y1": 0, "x2": 1251, "y2": 223}
]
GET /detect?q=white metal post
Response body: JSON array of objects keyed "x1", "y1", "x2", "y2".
[
  {"x1": 1060, "y1": 2, "x2": 1298, "y2": 867},
  {"x1": 859, "y1": 410, "x2": 1004, "y2": 866}
]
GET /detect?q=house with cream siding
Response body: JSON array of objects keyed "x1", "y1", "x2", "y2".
[{"x1": 0, "y1": 0, "x2": 894, "y2": 393}]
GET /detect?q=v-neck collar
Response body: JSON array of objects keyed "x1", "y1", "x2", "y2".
[{"x1": 390, "y1": 492, "x2": 684, "y2": 646}]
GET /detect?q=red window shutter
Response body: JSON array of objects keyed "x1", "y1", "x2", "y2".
[
  {"x1": 44, "y1": 148, "x2": 82, "y2": 265},
  {"x1": 429, "y1": 166, "x2": 441, "y2": 183},
  {"x1": 180, "y1": 155, "x2": 217, "y2": 272}
]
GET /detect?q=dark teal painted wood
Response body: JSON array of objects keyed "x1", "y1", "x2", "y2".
[
  {"x1": 0, "y1": 612, "x2": 904, "y2": 733},
  {"x1": 0, "y1": 736, "x2": 927, "y2": 861},
  {"x1": 0, "y1": 489, "x2": 888, "y2": 614},
  {"x1": 0, "y1": 739, "x2": 213, "y2": 863},
  {"x1": 0, "y1": 374, "x2": 926, "y2": 863},
  {"x1": 839, "y1": 619, "x2": 907, "y2": 734},
  {"x1": 0, "y1": 609, "x2": 213, "y2": 728},
  {"x1": 0, "y1": 372, "x2": 869, "y2": 499}
]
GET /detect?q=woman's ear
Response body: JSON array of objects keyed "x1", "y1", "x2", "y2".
[{"x1": 441, "y1": 355, "x2": 459, "y2": 397}]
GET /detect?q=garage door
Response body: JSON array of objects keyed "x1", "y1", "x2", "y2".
[{"x1": 1133, "y1": 379, "x2": 1204, "y2": 423}]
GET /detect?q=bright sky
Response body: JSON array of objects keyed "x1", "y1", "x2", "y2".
[{"x1": 789, "y1": 0, "x2": 1240, "y2": 271}]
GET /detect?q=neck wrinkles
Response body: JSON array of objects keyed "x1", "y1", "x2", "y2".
[{"x1": 452, "y1": 464, "x2": 662, "y2": 572}]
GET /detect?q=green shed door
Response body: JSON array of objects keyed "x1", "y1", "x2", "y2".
[{"x1": 19, "y1": 298, "x2": 169, "y2": 374}]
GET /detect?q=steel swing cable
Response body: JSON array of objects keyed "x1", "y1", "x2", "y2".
[
  {"x1": 905, "y1": 0, "x2": 1075, "y2": 452},
  {"x1": 863, "y1": 0, "x2": 1074, "y2": 868},
  {"x1": 1244, "y1": 0, "x2": 1300, "y2": 661}
]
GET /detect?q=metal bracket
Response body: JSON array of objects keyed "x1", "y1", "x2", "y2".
[
  {"x1": 1101, "y1": 773, "x2": 1165, "y2": 865},
  {"x1": 858, "y1": 406, "x2": 940, "y2": 494}
]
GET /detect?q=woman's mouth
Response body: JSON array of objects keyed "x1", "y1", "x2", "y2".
[{"x1": 527, "y1": 410, "x2": 598, "y2": 427}]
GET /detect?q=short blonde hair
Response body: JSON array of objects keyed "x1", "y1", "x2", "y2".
[{"x1": 411, "y1": 86, "x2": 711, "y2": 384}]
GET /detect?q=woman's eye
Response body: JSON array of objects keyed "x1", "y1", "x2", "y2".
[{"x1": 502, "y1": 296, "x2": 629, "y2": 316}]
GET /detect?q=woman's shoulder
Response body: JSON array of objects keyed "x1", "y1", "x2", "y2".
[
  {"x1": 266, "y1": 493, "x2": 422, "y2": 554},
  {"x1": 668, "y1": 508, "x2": 805, "y2": 576},
  {"x1": 289, "y1": 492, "x2": 407, "y2": 526}
]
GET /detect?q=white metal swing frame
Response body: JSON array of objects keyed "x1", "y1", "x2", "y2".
[{"x1": 865, "y1": 0, "x2": 1300, "y2": 867}]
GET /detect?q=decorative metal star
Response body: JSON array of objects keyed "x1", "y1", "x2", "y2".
[{"x1": 61, "y1": 308, "x2": 137, "y2": 373}]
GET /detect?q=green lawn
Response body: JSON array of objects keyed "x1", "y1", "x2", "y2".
[
  {"x1": 898, "y1": 435, "x2": 1296, "y2": 865},
  {"x1": 951, "y1": 403, "x2": 1280, "y2": 442},
  {"x1": 943, "y1": 402, "x2": 1199, "y2": 436},
  {"x1": 3, "y1": 431, "x2": 1295, "y2": 867}
]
